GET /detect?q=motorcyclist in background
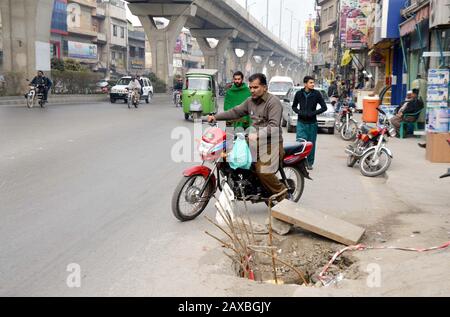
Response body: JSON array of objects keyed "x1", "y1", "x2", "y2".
[
  {"x1": 173, "y1": 77, "x2": 183, "y2": 105},
  {"x1": 27, "y1": 71, "x2": 52, "y2": 103},
  {"x1": 127, "y1": 75, "x2": 142, "y2": 102}
]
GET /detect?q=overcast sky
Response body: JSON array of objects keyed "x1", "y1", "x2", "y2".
[{"x1": 126, "y1": 0, "x2": 317, "y2": 51}]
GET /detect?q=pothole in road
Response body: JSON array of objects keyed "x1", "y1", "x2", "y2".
[{"x1": 231, "y1": 229, "x2": 361, "y2": 286}]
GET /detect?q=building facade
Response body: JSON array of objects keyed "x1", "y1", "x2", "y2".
[
  {"x1": 127, "y1": 23, "x2": 147, "y2": 74},
  {"x1": 49, "y1": 0, "x2": 129, "y2": 78},
  {"x1": 315, "y1": 0, "x2": 339, "y2": 82}
]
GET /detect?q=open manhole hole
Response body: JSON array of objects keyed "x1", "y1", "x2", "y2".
[{"x1": 231, "y1": 229, "x2": 360, "y2": 286}]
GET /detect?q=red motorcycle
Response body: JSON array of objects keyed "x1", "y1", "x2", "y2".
[
  {"x1": 171, "y1": 125, "x2": 313, "y2": 222},
  {"x1": 345, "y1": 108, "x2": 395, "y2": 177}
]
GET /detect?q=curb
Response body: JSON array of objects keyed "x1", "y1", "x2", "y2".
[{"x1": 0, "y1": 95, "x2": 109, "y2": 107}]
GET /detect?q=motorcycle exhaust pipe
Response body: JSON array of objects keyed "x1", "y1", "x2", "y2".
[{"x1": 345, "y1": 148, "x2": 356, "y2": 156}]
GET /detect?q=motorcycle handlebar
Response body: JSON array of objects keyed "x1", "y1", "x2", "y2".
[{"x1": 376, "y1": 107, "x2": 387, "y2": 116}]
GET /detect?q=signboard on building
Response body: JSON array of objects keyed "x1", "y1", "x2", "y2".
[
  {"x1": 340, "y1": 0, "x2": 372, "y2": 48},
  {"x1": 131, "y1": 60, "x2": 144, "y2": 69},
  {"x1": 380, "y1": 0, "x2": 403, "y2": 39},
  {"x1": 305, "y1": 19, "x2": 319, "y2": 54},
  {"x1": 67, "y1": 3, "x2": 81, "y2": 28},
  {"x1": 51, "y1": 0, "x2": 68, "y2": 35},
  {"x1": 312, "y1": 53, "x2": 325, "y2": 66},
  {"x1": 68, "y1": 41, "x2": 97, "y2": 59}
]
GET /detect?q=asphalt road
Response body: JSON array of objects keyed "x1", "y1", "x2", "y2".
[{"x1": 0, "y1": 97, "x2": 224, "y2": 296}]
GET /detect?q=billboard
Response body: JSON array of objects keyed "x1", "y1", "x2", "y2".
[
  {"x1": 340, "y1": 0, "x2": 372, "y2": 49},
  {"x1": 51, "y1": 0, "x2": 68, "y2": 35},
  {"x1": 68, "y1": 41, "x2": 97, "y2": 59}
]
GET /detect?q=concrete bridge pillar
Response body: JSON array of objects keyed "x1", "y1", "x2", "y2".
[
  {"x1": 268, "y1": 57, "x2": 285, "y2": 79},
  {"x1": 253, "y1": 50, "x2": 273, "y2": 75},
  {"x1": 0, "y1": 0, "x2": 54, "y2": 92},
  {"x1": 191, "y1": 29, "x2": 238, "y2": 85},
  {"x1": 224, "y1": 47, "x2": 238, "y2": 83},
  {"x1": 284, "y1": 61, "x2": 295, "y2": 77},
  {"x1": 131, "y1": 3, "x2": 197, "y2": 87},
  {"x1": 233, "y1": 42, "x2": 258, "y2": 79}
]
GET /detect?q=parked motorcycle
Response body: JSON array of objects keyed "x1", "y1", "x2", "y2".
[
  {"x1": 345, "y1": 107, "x2": 396, "y2": 177},
  {"x1": 440, "y1": 139, "x2": 450, "y2": 179},
  {"x1": 126, "y1": 88, "x2": 139, "y2": 109},
  {"x1": 171, "y1": 124, "x2": 313, "y2": 222},
  {"x1": 335, "y1": 103, "x2": 358, "y2": 141},
  {"x1": 26, "y1": 83, "x2": 46, "y2": 108}
]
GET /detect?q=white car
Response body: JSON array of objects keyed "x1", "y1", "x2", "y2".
[
  {"x1": 281, "y1": 87, "x2": 336, "y2": 134},
  {"x1": 110, "y1": 76, "x2": 154, "y2": 104},
  {"x1": 268, "y1": 76, "x2": 294, "y2": 100}
]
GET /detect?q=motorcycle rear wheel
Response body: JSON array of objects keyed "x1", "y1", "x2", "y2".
[
  {"x1": 280, "y1": 166, "x2": 304, "y2": 202},
  {"x1": 171, "y1": 175, "x2": 215, "y2": 222}
]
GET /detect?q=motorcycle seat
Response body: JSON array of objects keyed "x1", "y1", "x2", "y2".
[
  {"x1": 284, "y1": 142, "x2": 307, "y2": 156},
  {"x1": 360, "y1": 125, "x2": 372, "y2": 134}
]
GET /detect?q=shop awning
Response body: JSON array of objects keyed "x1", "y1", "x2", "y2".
[{"x1": 399, "y1": 5, "x2": 429, "y2": 37}]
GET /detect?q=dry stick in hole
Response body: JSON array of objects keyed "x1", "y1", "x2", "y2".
[
  {"x1": 214, "y1": 199, "x2": 247, "y2": 255},
  {"x1": 205, "y1": 230, "x2": 251, "y2": 278},
  {"x1": 205, "y1": 215, "x2": 253, "y2": 278},
  {"x1": 248, "y1": 247, "x2": 309, "y2": 286},
  {"x1": 266, "y1": 189, "x2": 289, "y2": 284},
  {"x1": 223, "y1": 251, "x2": 248, "y2": 276},
  {"x1": 211, "y1": 200, "x2": 251, "y2": 277},
  {"x1": 211, "y1": 196, "x2": 256, "y2": 279},
  {"x1": 214, "y1": 196, "x2": 255, "y2": 277}
]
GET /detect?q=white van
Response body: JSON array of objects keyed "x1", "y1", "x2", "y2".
[
  {"x1": 268, "y1": 76, "x2": 294, "y2": 99},
  {"x1": 110, "y1": 76, "x2": 154, "y2": 104}
]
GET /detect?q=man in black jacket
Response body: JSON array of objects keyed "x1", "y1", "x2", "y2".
[
  {"x1": 292, "y1": 76, "x2": 328, "y2": 170},
  {"x1": 390, "y1": 89, "x2": 424, "y2": 135},
  {"x1": 29, "y1": 71, "x2": 52, "y2": 102}
]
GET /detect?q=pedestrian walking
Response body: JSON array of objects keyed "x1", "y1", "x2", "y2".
[{"x1": 292, "y1": 76, "x2": 327, "y2": 170}]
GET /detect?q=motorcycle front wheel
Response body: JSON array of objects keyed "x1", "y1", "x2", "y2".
[
  {"x1": 171, "y1": 175, "x2": 215, "y2": 222},
  {"x1": 359, "y1": 149, "x2": 392, "y2": 177},
  {"x1": 340, "y1": 120, "x2": 358, "y2": 141},
  {"x1": 26, "y1": 94, "x2": 34, "y2": 108}
]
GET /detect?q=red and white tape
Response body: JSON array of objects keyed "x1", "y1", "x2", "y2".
[{"x1": 318, "y1": 240, "x2": 450, "y2": 284}]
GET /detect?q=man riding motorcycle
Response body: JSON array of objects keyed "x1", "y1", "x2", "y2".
[
  {"x1": 173, "y1": 77, "x2": 183, "y2": 105},
  {"x1": 208, "y1": 73, "x2": 287, "y2": 202},
  {"x1": 127, "y1": 75, "x2": 142, "y2": 103},
  {"x1": 26, "y1": 71, "x2": 52, "y2": 103}
]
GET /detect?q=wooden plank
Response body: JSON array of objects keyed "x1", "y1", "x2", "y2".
[{"x1": 271, "y1": 200, "x2": 365, "y2": 246}]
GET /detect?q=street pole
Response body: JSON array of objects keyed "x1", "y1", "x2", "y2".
[
  {"x1": 279, "y1": 0, "x2": 283, "y2": 40},
  {"x1": 245, "y1": 0, "x2": 248, "y2": 10},
  {"x1": 297, "y1": 20, "x2": 301, "y2": 53},
  {"x1": 285, "y1": 8, "x2": 293, "y2": 48},
  {"x1": 290, "y1": 13, "x2": 293, "y2": 48},
  {"x1": 266, "y1": 0, "x2": 269, "y2": 29}
]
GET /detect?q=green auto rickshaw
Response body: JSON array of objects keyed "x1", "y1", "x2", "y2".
[{"x1": 182, "y1": 69, "x2": 219, "y2": 120}]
